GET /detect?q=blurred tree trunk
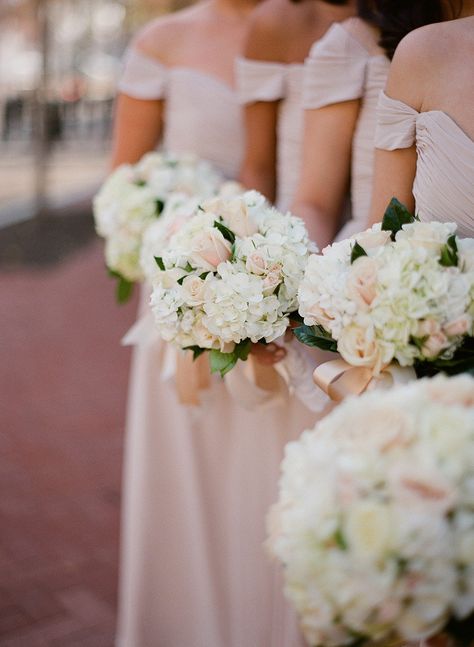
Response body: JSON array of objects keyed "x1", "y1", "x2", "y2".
[{"x1": 33, "y1": 0, "x2": 50, "y2": 217}]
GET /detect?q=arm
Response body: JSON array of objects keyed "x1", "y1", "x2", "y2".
[
  {"x1": 291, "y1": 100, "x2": 359, "y2": 248},
  {"x1": 368, "y1": 29, "x2": 430, "y2": 225},
  {"x1": 239, "y1": 100, "x2": 278, "y2": 202},
  {"x1": 369, "y1": 147, "x2": 416, "y2": 224},
  {"x1": 110, "y1": 94, "x2": 164, "y2": 169}
]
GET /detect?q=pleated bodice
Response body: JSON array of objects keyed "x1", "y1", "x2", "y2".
[
  {"x1": 119, "y1": 48, "x2": 244, "y2": 179},
  {"x1": 376, "y1": 92, "x2": 474, "y2": 237}
]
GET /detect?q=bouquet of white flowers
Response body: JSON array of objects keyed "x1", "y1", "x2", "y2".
[
  {"x1": 149, "y1": 190, "x2": 316, "y2": 376},
  {"x1": 267, "y1": 374, "x2": 474, "y2": 646},
  {"x1": 296, "y1": 199, "x2": 474, "y2": 379},
  {"x1": 93, "y1": 151, "x2": 223, "y2": 302}
]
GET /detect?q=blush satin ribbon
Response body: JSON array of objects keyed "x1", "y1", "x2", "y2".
[{"x1": 313, "y1": 358, "x2": 417, "y2": 401}]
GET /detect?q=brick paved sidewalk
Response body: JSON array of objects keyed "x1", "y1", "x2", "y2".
[{"x1": 0, "y1": 240, "x2": 137, "y2": 646}]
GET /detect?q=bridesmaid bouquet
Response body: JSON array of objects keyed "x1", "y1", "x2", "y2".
[
  {"x1": 93, "y1": 151, "x2": 223, "y2": 302},
  {"x1": 296, "y1": 199, "x2": 474, "y2": 381},
  {"x1": 149, "y1": 190, "x2": 316, "y2": 376},
  {"x1": 267, "y1": 374, "x2": 474, "y2": 647}
]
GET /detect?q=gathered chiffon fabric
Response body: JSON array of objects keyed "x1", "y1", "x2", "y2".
[
  {"x1": 235, "y1": 57, "x2": 304, "y2": 213},
  {"x1": 302, "y1": 20, "x2": 390, "y2": 239},
  {"x1": 376, "y1": 92, "x2": 474, "y2": 237},
  {"x1": 116, "y1": 48, "x2": 315, "y2": 647}
]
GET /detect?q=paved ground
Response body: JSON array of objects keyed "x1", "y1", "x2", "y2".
[{"x1": 0, "y1": 228, "x2": 137, "y2": 646}]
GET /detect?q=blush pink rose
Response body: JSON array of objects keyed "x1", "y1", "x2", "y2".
[
  {"x1": 346, "y1": 256, "x2": 378, "y2": 307},
  {"x1": 443, "y1": 314, "x2": 472, "y2": 338},
  {"x1": 191, "y1": 228, "x2": 232, "y2": 269},
  {"x1": 246, "y1": 252, "x2": 267, "y2": 275},
  {"x1": 421, "y1": 331, "x2": 449, "y2": 359},
  {"x1": 338, "y1": 324, "x2": 384, "y2": 373}
]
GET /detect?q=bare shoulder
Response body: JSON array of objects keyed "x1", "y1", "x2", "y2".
[
  {"x1": 131, "y1": 4, "x2": 206, "y2": 63},
  {"x1": 243, "y1": 0, "x2": 298, "y2": 62},
  {"x1": 384, "y1": 23, "x2": 445, "y2": 109}
]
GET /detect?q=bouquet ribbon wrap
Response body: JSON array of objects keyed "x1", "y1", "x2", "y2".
[{"x1": 313, "y1": 358, "x2": 416, "y2": 401}]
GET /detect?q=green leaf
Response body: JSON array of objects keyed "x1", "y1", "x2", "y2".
[
  {"x1": 184, "y1": 262, "x2": 194, "y2": 272},
  {"x1": 116, "y1": 276, "x2": 134, "y2": 304},
  {"x1": 213, "y1": 219, "x2": 236, "y2": 244},
  {"x1": 183, "y1": 345, "x2": 206, "y2": 361},
  {"x1": 199, "y1": 271, "x2": 210, "y2": 280},
  {"x1": 234, "y1": 339, "x2": 252, "y2": 362},
  {"x1": 293, "y1": 325, "x2": 338, "y2": 353},
  {"x1": 154, "y1": 256, "x2": 165, "y2": 271},
  {"x1": 439, "y1": 234, "x2": 459, "y2": 267},
  {"x1": 381, "y1": 197, "x2": 416, "y2": 240},
  {"x1": 334, "y1": 528, "x2": 347, "y2": 551},
  {"x1": 209, "y1": 349, "x2": 238, "y2": 377},
  {"x1": 107, "y1": 267, "x2": 122, "y2": 279},
  {"x1": 350, "y1": 241, "x2": 368, "y2": 264},
  {"x1": 134, "y1": 179, "x2": 146, "y2": 187},
  {"x1": 155, "y1": 199, "x2": 165, "y2": 216},
  {"x1": 107, "y1": 267, "x2": 134, "y2": 304},
  {"x1": 289, "y1": 311, "x2": 304, "y2": 325},
  {"x1": 177, "y1": 275, "x2": 186, "y2": 285}
]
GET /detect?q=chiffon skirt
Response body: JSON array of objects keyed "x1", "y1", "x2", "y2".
[{"x1": 115, "y1": 327, "x2": 317, "y2": 647}]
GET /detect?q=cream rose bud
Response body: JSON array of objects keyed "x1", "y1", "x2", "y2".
[
  {"x1": 221, "y1": 200, "x2": 259, "y2": 238},
  {"x1": 346, "y1": 256, "x2": 378, "y2": 307},
  {"x1": 443, "y1": 314, "x2": 472, "y2": 337},
  {"x1": 190, "y1": 228, "x2": 232, "y2": 269},
  {"x1": 181, "y1": 275, "x2": 206, "y2": 306},
  {"x1": 416, "y1": 318, "x2": 441, "y2": 338},
  {"x1": 345, "y1": 501, "x2": 392, "y2": 560},
  {"x1": 245, "y1": 252, "x2": 267, "y2": 275},
  {"x1": 304, "y1": 302, "x2": 334, "y2": 329},
  {"x1": 192, "y1": 319, "x2": 219, "y2": 349},
  {"x1": 262, "y1": 270, "x2": 281, "y2": 296},
  {"x1": 337, "y1": 324, "x2": 384, "y2": 372},
  {"x1": 422, "y1": 331, "x2": 449, "y2": 359}
]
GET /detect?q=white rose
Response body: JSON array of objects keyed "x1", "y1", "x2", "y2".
[
  {"x1": 181, "y1": 275, "x2": 206, "y2": 306},
  {"x1": 221, "y1": 199, "x2": 259, "y2": 238},
  {"x1": 354, "y1": 228, "x2": 391, "y2": 251}
]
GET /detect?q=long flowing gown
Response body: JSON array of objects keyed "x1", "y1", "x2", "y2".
[
  {"x1": 115, "y1": 49, "x2": 317, "y2": 647},
  {"x1": 235, "y1": 58, "x2": 304, "y2": 213},
  {"x1": 376, "y1": 92, "x2": 474, "y2": 236},
  {"x1": 302, "y1": 18, "x2": 390, "y2": 239}
]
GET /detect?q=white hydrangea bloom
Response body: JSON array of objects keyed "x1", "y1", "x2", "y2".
[{"x1": 267, "y1": 374, "x2": 474, "y2": 646}]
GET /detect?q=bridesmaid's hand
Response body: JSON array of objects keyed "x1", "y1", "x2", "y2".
[{"x1": 250, "y1": 342, "x2": 286, "y2": 366}]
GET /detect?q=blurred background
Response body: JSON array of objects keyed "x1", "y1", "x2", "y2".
[{"x1": 0, "y1": 1, "x2": 189, "y2": 645}]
